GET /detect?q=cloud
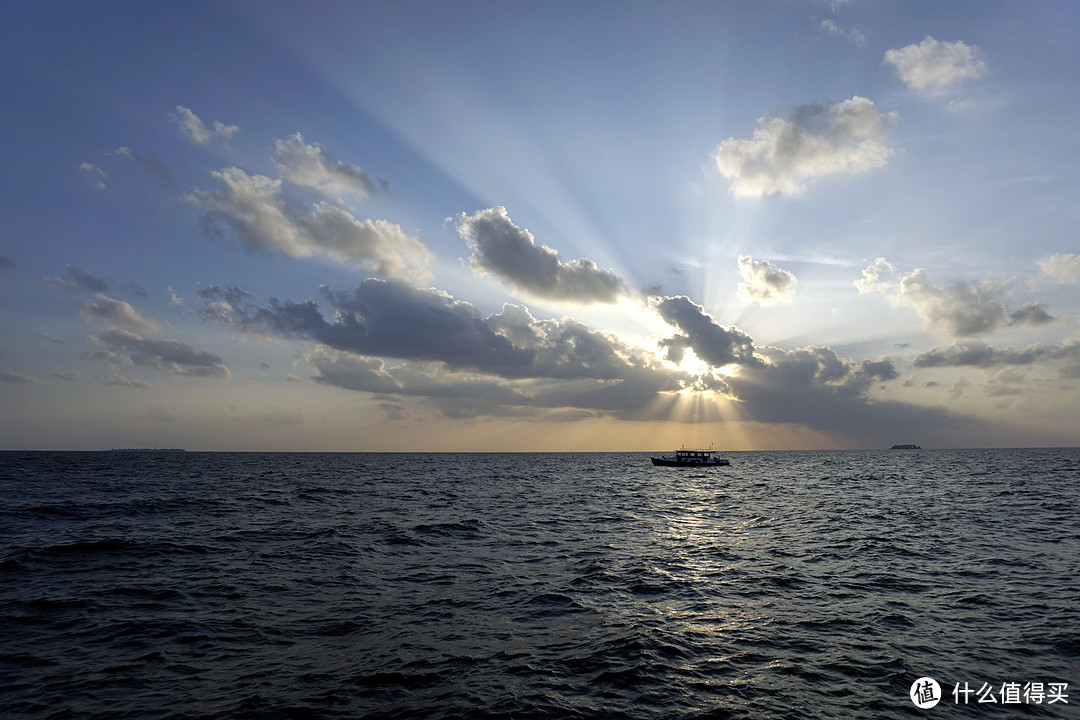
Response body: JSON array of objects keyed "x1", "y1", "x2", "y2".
[
  {"x1": 198, "y1": 280, "x2": 649, "y2": 382},
  {"x1": 80, "y1": 162, "x2": 107, "y2": 190},
  {"x1": 1, "y1": 371, "x2": 43, "y2": 384},
  {"x1": 1037, "y1": 253, "x2": 1080, "y2": 285},
  {"x1": 1009, "y1": 304, "x2": 1055, "y2": 327},
  {"x1": 714, "y1": 96, "x2": 897, "y2": 197},
  {"x1": 197, "y1": 279, "x2": 960, "y2": 437},
  {"x1": 456, "y1": 206, "x2": 631, "y2": 304},
  {"x1": 733, "y1": 344, "x2": 897, "y2": 397},
  {"x1": 78, "y1": 294, "x2": 160, "y2": 334},
  {"x1": 985, "y1": 368, "x2": 1026, "y2": 397},
  {"x1": 642, "y1": 293, "x2": 962, "y2": 441},
  {"x1": 949, "y1": 376, "x2": 972, "y2": 400},
  {"x1": 198, "y1": 280, "x2": 695, "y2": 419},
  {"x1": 45, "y1": 267, "x2": 109, "y2": 293},
  {"x1": 819, "y1": 19, "x2": 866, "y2": 47},
  {"x1": 854, "y1": 256, "x2": 895, "y2": 294},
  {"x1": 105, "y1": 373, "x2": 154, "y2": 389},
  {"x1": 651, "y1": 295, "x2": 757, "y2": 368},
  {"x1": 719, "y1": 345, "x2": 957, "y2": 440},
  {"x1": 144, "y1": 407, "x2": 176, "y2": 421},
  {"x1": 273, "y1": 133, "x2": 376, "y2": 202},
  {"x1": 254, "y1": 406, "x2": 303, "y2": 425},
  {"x1": 914, "y1": 339, "x2": 1080, "y2": 378},
  {"x1": 114, "y1": 147, "x2": 176, "y2": 189},
  {"x1": 82, "y1": 350, "x2": 133, "y2": 372},
  {"x1": 305, "y1": 347, "x2": 540, "y2": 419},
  {"x1": 883, "y1": 37, "x2": 987, "y2": 95},
  {"x1": 856, "y1": 259, "x2": 1011, "y2": 338},
  {"x1": 91, "y1": 328, "x2": 229, "y2": 378},
  {"x1": 172, "y1": 106, "x2": 237, "y2": 145},
  {"x1": 192, "y1": 166, "x2": 430, "y2": 280},
  {"x1": 737, "y1": 255, "x2": 798, "y2": 304}
]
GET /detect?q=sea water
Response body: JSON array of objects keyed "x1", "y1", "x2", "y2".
[{"x1": 1, "y1": 449, "x2": 1077, "y2": 719}]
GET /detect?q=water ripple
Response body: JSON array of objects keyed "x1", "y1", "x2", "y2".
[{"x1": 0, "y1": 449, "x2": 1077, "y2": 719}]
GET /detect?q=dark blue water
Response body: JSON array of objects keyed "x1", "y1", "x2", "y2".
[{"x1": 1, "y1": 449, "x2": 1077, "y2": 719}]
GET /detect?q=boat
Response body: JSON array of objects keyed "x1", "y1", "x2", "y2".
[
  {"x1": 651, "y1": 445, "x2": 730, "y2": 467},
  {"x1": 890, "y1": 444, "x2": 921, "y2": 450}
]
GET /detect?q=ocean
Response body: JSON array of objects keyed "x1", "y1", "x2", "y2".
[{"x1": 1, "y1": 449, "x2": 1077, "y2": 719}]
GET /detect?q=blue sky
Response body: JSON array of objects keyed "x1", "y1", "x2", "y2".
[{"x1": 2, "y1": 0, "x2": 1079, "y2": 450}]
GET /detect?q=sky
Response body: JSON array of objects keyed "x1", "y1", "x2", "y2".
[{"x1": 2, "y1": 0, "x2": 1079, "y2": 451}]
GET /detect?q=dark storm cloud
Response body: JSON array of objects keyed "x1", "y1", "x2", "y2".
[{"x1": 456, "y1": 206, "x2": 631, "y2": 304}]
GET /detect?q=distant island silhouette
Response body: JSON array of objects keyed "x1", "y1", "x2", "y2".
[{"x1": 106, "y1": 448, "x2": 186, "y2": 453}]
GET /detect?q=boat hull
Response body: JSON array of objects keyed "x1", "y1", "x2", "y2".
[{"x1": 651, "y1": 457, "x2": 729, "y2": 467}]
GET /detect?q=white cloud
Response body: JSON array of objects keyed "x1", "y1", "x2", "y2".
[
  {"x1": 78, "y1": 294, "x2": 160, "y2": 334},
  {"x1": 211, "y1": 120, "x2": 238, "y2": 141},
  {"x1": 193, "y1": 166, "x2": 431, "y2": 281},
  {"x1": 273, "y1": 133, "x2": 375, "y2": 203},
  {"x1": 1037, "y1": 253, "x2": 1080, "y2": 284},
  {"x1": 854, "y1": 257, "x2": 896, "y2": 294},
  {"x1": 80, "y1": 162, "x2": 106, "y2": 190},
  {"x1": 172, "y1": 106, "x2": 238, "y2": 145},
  {"x1": 714, "y1": 96, "x2": 897, "y2": 197},
  {"x1": 737, "y1": 255, "x2": 797, "y2": 304},
  {"x1": 898, "y1": 269, "x2": 1009, "y2": 338},
  {"x1": 883, "y1": 37, "x2": 987, "y2": 95},
  {"x1": 857, "y1": 260, "x2": 1016, "y2": 339},
  {"x1": 820, "y1": 19, "x2": 866, "y2": 47},
  {"x1": 456, "y1": 206, "x2": 631, "y2": 304}
]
